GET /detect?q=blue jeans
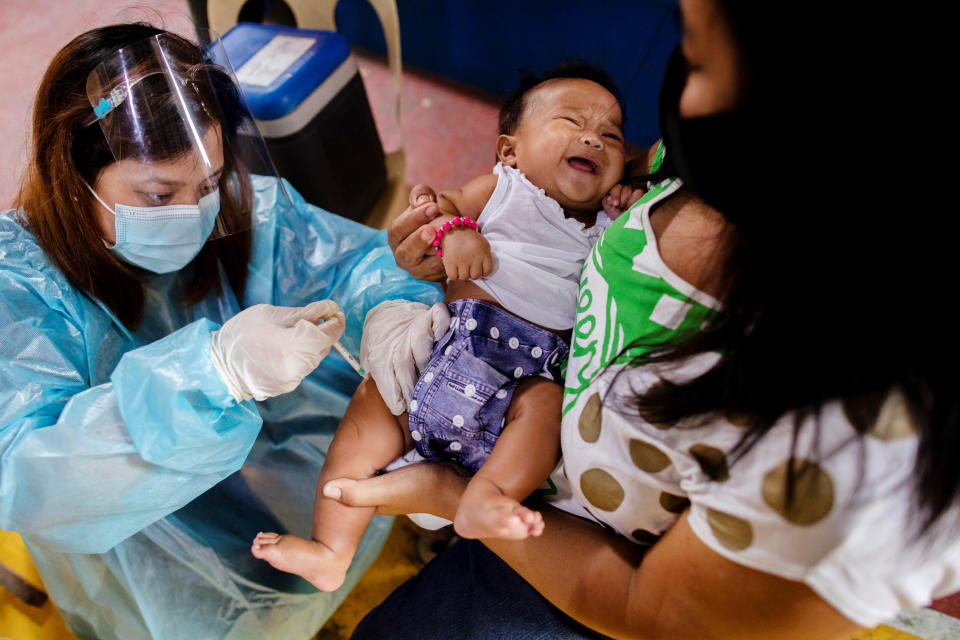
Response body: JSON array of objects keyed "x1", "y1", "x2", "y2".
[
  {"x1": 408, "y1": 298, "x2": 569, "y2": 472},
  {"x1": 351, "y1": 538, "x2": 614, "y2": 639}
]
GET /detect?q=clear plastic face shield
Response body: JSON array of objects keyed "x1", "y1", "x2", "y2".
[{"x1": 84, "y1": 31, "x2": 292, "y2": 240}]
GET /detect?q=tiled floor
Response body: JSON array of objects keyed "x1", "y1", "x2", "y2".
[{"x1": 1, "y1": 3, "x2": 959, "y2": 640}]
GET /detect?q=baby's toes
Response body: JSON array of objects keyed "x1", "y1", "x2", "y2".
[
  {"x1": 498, "y1": 514, "x2": 530, "y2": 540},
  {"x1": 528, "y1": 512, "x2": 545, "y2": 536},
  {"x1": 253, "y1": 531, "x2": 280, "y2": 546},
  {"x1": 515, "y1": 507, "x2": 545, "y2": 534}
]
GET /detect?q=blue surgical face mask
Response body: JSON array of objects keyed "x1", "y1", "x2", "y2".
[{"x1": 86, "y1": 183, "x2": 221, "y2": 274}]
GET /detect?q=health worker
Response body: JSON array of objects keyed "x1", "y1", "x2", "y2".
[{"x1": 0, "y1": 23, "x2": 442, "y2": 640}]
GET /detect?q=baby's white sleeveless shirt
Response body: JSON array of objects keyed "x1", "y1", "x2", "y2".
[{"x1": 472, "y1": 163, "x2": 609, "y2": 330}]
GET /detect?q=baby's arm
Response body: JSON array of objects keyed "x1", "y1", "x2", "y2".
[{"x1": 433, "y1": 174, "x2": 498, "y2": 281}]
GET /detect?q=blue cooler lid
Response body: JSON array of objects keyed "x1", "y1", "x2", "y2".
[{"x1": 221, "y1": 23, "x2": 351, "y2": 120}]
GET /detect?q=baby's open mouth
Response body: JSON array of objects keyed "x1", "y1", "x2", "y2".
[{"x1": 568, "y1": 157, "x2": 599, "y2": 174}]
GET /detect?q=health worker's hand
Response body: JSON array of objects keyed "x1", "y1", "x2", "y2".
[
  {"x1": 389, "y1": 185, "x2": 446, "y2": 281},
  {"x1": 360, "y1": 299, "x2": 451, "y2": 415},
  {"x1": 210, "y1": 300, "x2": 345, "y2": 402}
]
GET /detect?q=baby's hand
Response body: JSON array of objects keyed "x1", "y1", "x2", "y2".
[
  {"x1": 603, "y1": 184, "x2": 646, "y2": 219},
  {"x1": 441, "y1": 228, "x2": 494, "y2": 281}
]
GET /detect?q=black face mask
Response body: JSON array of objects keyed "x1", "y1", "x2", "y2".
[{"x1": 658, "y1": 48, "x2": 765, "y2": 227}]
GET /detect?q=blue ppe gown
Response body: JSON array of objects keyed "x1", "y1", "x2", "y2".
[{"x1": 0, "y1": 176, "x2": 442, "y2": 640}]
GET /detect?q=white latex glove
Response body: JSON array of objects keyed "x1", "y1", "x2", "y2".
[
  {"x1": 210, "y1": 300, "x2": 345, "y2": 402},
  {"x1": 360, "y1": 300, "x2": 451, "y2": 415}
]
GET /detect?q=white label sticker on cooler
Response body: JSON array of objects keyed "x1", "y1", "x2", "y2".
[{"x1": 236, "y1": 35, "x2": 316, "y2": 87}]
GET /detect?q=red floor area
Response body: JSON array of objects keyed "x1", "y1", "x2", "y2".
[
  {"x1": 931, "y1": 592, "x2": 960, "y2": 619},
  {"x1": 355, "y1": 49, "x2": 501, "y2": 194}
]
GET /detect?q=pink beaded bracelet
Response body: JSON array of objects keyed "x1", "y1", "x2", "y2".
[{"x1": 432, "y1": 216, "x2": 478, "y2": 258}]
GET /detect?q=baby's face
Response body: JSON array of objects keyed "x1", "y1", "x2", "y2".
[{"x1": 500, "y1": 78, "x2": 625, "y2": 213}]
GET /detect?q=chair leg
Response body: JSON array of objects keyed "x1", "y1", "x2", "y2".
[{"x1": 0, "y1": 562, "x2": 47, "y2": 607}]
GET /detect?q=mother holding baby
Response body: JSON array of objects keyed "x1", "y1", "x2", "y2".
[{"x1": 335, "y1": 1, "x2": 960, "y2": 638}]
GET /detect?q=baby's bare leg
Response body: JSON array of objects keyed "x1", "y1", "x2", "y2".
[
  {"x1": 453, "y1": 377, "x2": 562, "y2": 540},
  {"x1": 252, "y1": 377, "x2": 412, "y2": 590}
]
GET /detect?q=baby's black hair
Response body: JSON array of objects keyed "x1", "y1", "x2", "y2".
[{"x1": 498, "y1": 61, "x2": 625, "y2": 136}]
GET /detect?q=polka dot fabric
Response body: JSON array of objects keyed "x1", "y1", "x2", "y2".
[
  {"x1": 407, "y1": 298, "x2": 568, "y2": 473},
  {"x1": 549, "y1": 174, "x2": 960, "y2": 627},
  {"x1": 554, "y1": 350, "x2": 960, "y2": 628}
]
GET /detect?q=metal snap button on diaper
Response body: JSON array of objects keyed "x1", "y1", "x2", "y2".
[
  {"x1": 464, "y1": 384, "x2": 476, "y2": 397},
  {"x1": 449, "y1": 441, "x2": 462, "y2": 451},
  {"x1": 465, "y1": 318, "x2": 478, "y2": 331},
  {"x1": 411, "y1": 430, "x2": 422, "y2": 441},
  {"x1": 509, "y1": 337, "x2": 519, "y2": 349},
  {"x1": 453, "y1": 415, "x2": 465, "y2": 426},
  {"x1": 496, "y1": 389, "x2": 508, "y2": 399},
  {"x1": 514, "y1": 367, "x2": 523, "y2": 378},
  {"x1": 490, "y1": 326, "x2": 500, "y2": 339},
  {"x1": 409, "y1": 400, "x2": 418, "y2": 412},
  {"x1": 531, "y1": 346, "x2": 543, "y2": 358},
  {"x1": 424, "y1": 372, "x2": 434, "y2": 382}
]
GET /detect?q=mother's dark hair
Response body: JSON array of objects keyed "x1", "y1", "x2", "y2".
[
  {"x1": 625, "y1": 3, "x2": 957, "y2": 530},
  {"x1": 14, "y1": 24, "x2": 252, "y2": 329}
]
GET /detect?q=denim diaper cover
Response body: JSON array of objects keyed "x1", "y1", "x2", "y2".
[{"x1": 407, "y1": 298, "x2": 569, "y2": 473}]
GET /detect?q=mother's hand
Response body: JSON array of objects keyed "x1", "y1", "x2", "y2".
[
  {"x1": 323, "y1": 462, "x2": 468, "y2": 519},
  {"x1": 388, "y1": 185, "x2": 446, "y2": 281}
]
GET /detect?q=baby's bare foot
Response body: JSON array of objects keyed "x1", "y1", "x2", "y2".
[
  {"x1": 250, "y1": 531, "x2": 351, "y2": 591},
  {"x1": 453, "y1": 487, "x2": 544, "y2": 540}
]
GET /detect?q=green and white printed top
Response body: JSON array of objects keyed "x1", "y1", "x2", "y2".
[
  {"x1": 561, "y1": 176, "x2": 721, "y2": 418},
  {"x1": 547, "y1": 174, "x2": 960, "y2": 628}
]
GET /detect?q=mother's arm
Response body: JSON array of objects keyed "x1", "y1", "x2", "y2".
[
  {"x1": 376, "y1": 182, "x2": 859, "y2": 638},
  {"x1": 327, "y1": 465, "x2": 860, "y2": 640}
]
